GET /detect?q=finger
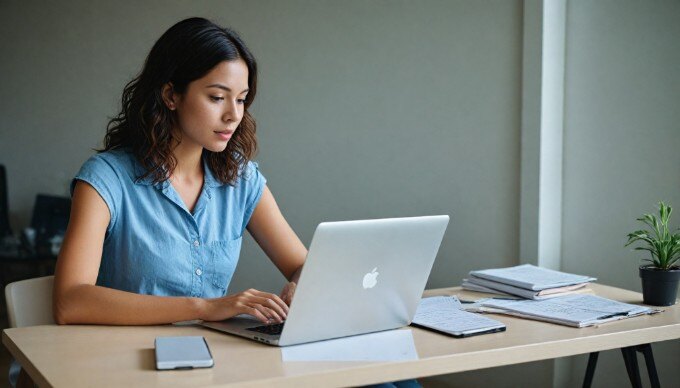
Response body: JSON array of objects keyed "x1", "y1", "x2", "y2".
[
  {"x1": 255, "y1": 296, "x2": 287, "y2": 320},
  {"x1": 287, "y1": 283, "x2": 296, "y2": 300},
  {"x1": 252, "y1": 291, "x2": 289, "y2": 315},
  {"x1": 243, "y1": 289, "x2": 287, "y2": 318},
  {"x1": 250, "y1": 302, "x2": 284, "y2": 323},
  {"x1": 279, "y1": 287, "x2": 287, "y2": 302},
  {"x1": 247, "y1": 288, "x2": 288, "y2": 314},
  {"x1": 283, "y1": 286, "x2": 295, "y2": 306},
  {"x1": 245, "y1": 304, "x2": 276, "y2": 323},
  {"x1": 243, "y1": 306, "x2": 270, "y2": 324}
]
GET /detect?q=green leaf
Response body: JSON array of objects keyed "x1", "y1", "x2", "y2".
[
  {"x1": 629, "y1": 202, "x2": 679, "y2": 269},
  {"x1": 669, "y1": 239, "x2": 680, "y2": 261},
  {"x1": 667, "y1": 256, "x2": 680, "y2": 268},
  {"x1": 659, "y1": 202, "x2": 668, "y2": 223},
  {"x1": 625, "y1": 230, "x2": 654, "y2": 247}
]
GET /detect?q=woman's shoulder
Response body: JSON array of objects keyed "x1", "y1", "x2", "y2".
[{"x1": 77, "y1": 148, "x2": 138, "y2": 182}]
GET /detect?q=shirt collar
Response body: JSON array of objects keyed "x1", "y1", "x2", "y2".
[
  {"x1": 132, "y1": 157, "x2": 157, "y2": 186},
  {"x1": 202, "y1": 157, "x2": 223, "y2": 188}
]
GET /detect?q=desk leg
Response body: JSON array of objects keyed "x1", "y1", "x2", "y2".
[
  {"x1": 583, "y1": 344, "x2": 660, "y2": 388},
  {"x1": 582, "y1": 352, "x2": 599, "y2": 388},
  {"x1": 621, "y1": 346, "x2": 643, "y2": 388},
  {"x1": 637, "y1": 344, "x2": 660, "y2": 388}
]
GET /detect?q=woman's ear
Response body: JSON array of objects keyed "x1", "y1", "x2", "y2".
[{"x1": 161, "y1": 83, "x2": 177, "y2": 111}]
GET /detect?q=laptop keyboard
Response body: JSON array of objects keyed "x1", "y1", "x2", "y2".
[{"x1": 246, "y1": 322, "x2": 285, "y2": 335}]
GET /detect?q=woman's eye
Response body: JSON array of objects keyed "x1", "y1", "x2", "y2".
[
  {"x1": 210, "y1": 96, "x2": 224, "y2": 102},
  {"x1": 237, "y1": 99, "x2": 246, "y2": 104}
]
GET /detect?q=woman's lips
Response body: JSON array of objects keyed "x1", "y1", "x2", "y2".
[{"x1": 214, "y1": 131, "x2": 233, "y2": 141}]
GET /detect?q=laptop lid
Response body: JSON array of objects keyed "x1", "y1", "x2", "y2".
[
  {"x1": 278, "y1": 215, "x2": 449, "y2": 346},
  {"x1": 202, "y1": 215, "x2": 449, "y2": 346}
]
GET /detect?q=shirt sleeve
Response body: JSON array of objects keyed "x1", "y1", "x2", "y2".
[
  {"x1": 241, "y1": 161, "x2": 267, "y2": 234},
  {"x1": 70, "y1": 154, "x2": 123, "y2": 233}
]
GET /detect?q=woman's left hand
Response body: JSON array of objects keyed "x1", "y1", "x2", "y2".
[{"x1": 279, "y1": 281, "x2": 297, "y2": 306}]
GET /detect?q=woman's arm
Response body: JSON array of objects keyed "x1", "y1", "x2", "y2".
[
  {"x1": 246, "y1": 186, "x2": 307, "y2": 303},
  {"x1": 53, "y1": 181, "x2": 288, "y2": 325}
]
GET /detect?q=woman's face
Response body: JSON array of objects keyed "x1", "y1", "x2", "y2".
[{"x1": 169, "y1": 59, "x2": 250, "y2": 153}]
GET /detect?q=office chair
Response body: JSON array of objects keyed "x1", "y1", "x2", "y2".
[
  {"x1": 5, "y1": 275, "x2": 55, "y2": 328},
  {"x1": 5, "y1": 275, "x2": 55, "y2": 388}
]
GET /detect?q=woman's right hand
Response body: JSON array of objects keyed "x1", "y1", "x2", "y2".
[{"x1": 200, "y1": 288, "x2": 289, "y2": 324}]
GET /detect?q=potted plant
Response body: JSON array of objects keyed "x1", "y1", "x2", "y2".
[{"x1": 625, "y1": 202, "x2": 680, "y2": 306}]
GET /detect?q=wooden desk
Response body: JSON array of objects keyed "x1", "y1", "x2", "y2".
[{"x1": 3, "y1": 284, "x2": 680, "y2": 387}]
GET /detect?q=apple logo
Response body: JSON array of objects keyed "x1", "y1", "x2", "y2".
[{"x1": 362, "y1": 267, "x2": 379, "y2": 289}]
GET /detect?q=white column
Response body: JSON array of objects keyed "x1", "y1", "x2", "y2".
[{"x1": 520, "y1": 0, "x2": 566, "y2": 271}]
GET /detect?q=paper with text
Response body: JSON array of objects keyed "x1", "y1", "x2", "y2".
[
  {"x1": 413, "y1": 296, "x2": 505, "y2": 335},
  {"x1": 470, "y1": 264, "x2": 596, "y2": 291},
  {"x1": 483, "y1": 294, "x2": 652, "y2": 327}
]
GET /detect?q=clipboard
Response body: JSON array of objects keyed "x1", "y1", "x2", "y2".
[{"x1": 411, "y1": 296, "x2": 506, "y2": 338}]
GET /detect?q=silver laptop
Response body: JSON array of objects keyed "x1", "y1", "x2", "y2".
[{"x1": 202, "y1": 215, "x2": 449, "y2": 346}]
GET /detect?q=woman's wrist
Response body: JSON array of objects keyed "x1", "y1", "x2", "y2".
[{"x1": 191, "y1": 297, "x2": 210, "y2": 321}]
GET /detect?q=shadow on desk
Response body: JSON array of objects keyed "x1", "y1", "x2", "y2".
[{"x1": 138, "y1": 349, "x2": 156, "y2": 371}]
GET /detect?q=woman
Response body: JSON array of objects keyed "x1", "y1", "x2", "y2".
[
  {"x1": 53, "y1": 17, "x2": 306, "y2": 326},
  {"x1": 39, "y1": 17, "x2": 418, "y2": 388}
]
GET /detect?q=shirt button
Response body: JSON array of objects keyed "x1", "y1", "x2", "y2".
[
  {"x1": 196, "y1": 268, "x2": 203, "y2": 276},
  {"x1": 193, "y1": 240, "x2": 200, "y2": 247}
]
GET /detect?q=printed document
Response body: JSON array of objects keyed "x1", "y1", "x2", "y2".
[
  {"x1": 469, "y1": 264, "x2": 596, "y2": 291},
  {"x1": 463, "y1": 277, "x2": 590, "y2": 300},
  {"x1": 482, "y1": 294, "x2": 653, "y2": 327}
]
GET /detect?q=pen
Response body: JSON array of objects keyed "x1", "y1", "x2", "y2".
[
  {"x1": 459, "y1": 297, "x2": 518, "y2": 304},
  {"x1": 597, "y1": 312, "x2": 629, "y2": 319}
]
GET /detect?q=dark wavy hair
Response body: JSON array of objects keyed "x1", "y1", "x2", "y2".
[{"x1": 100, "y1": 17, "x2": 258, "y2": 185}]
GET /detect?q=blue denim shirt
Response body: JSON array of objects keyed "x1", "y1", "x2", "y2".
[{"x1": 71, "y1": 149, "x2": 266, "y2": 298}]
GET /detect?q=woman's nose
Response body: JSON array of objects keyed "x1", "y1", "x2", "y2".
[{"x1": 222, "y1": 101, "x2": 239, "y2": 122}]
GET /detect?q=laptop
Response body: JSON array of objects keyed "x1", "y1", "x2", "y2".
[{"x1": 202, "y1": 215, "x2": 449, "y2": 346}]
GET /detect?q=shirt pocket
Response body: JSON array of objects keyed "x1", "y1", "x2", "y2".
[{"x1": 209, "y1": 237, "x2": 243, "y2": 295}]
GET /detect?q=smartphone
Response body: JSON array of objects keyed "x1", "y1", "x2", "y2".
[{"x1": 155, "y1": 336, "x2": 214, "y2": 370}]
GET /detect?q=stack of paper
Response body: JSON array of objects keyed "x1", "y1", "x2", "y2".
[
  {"x1": 477, "y1": 294, "x2": 655, "y2": 327},
  {"x1": 462, "y1": 264, "x2": 596, "y2": 300}
]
